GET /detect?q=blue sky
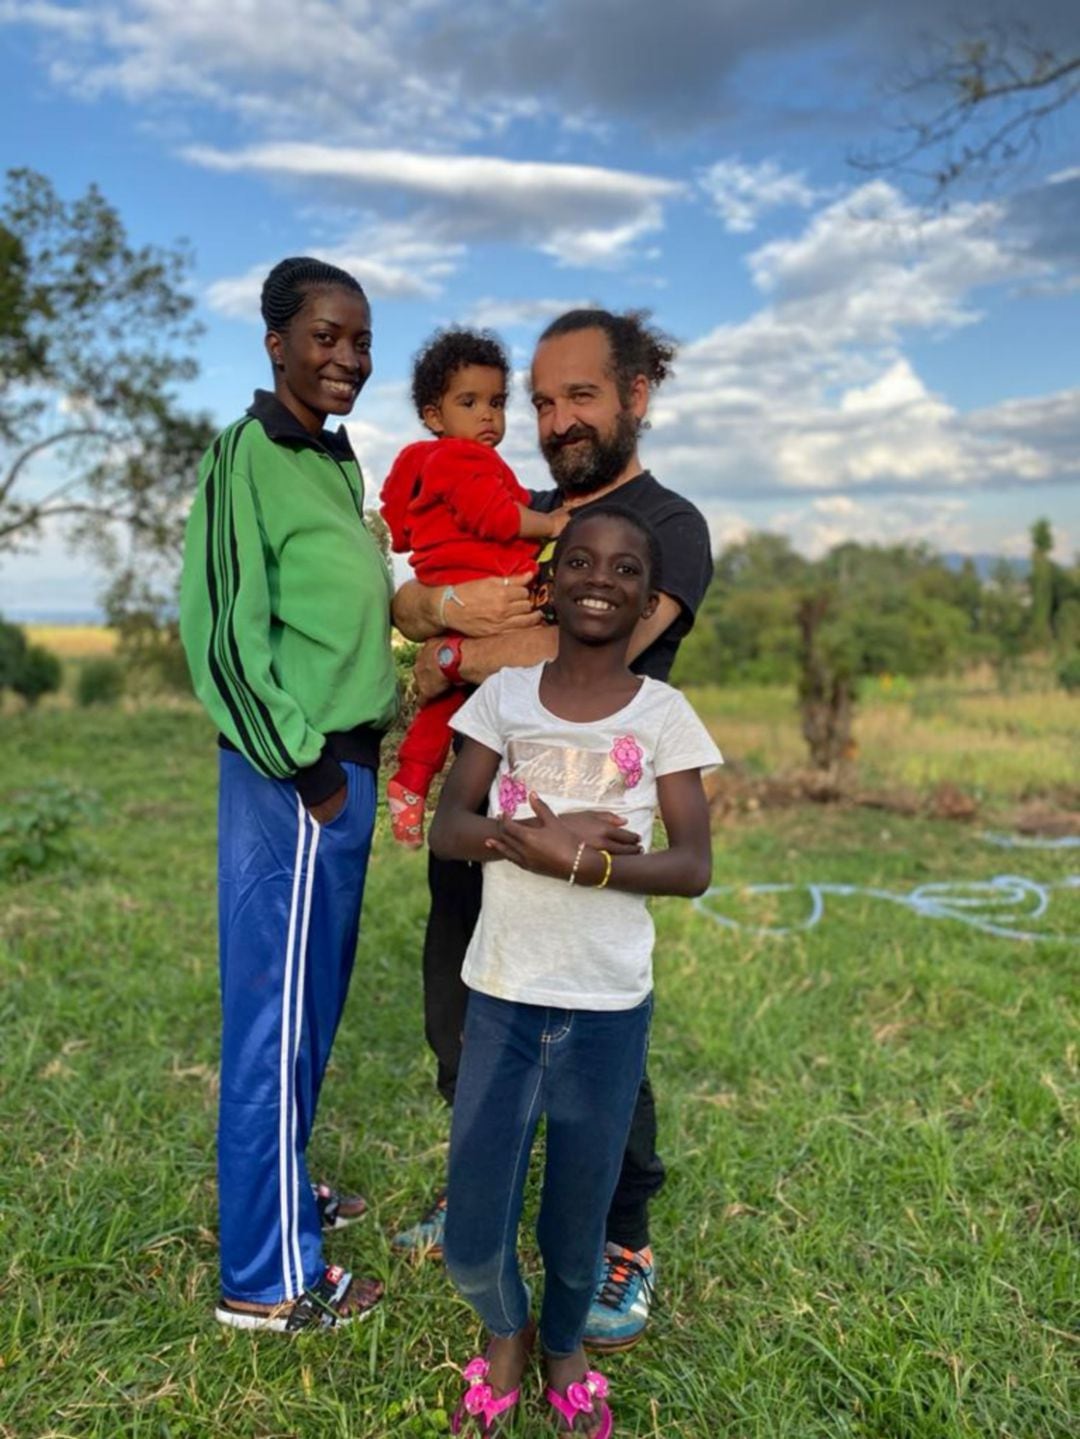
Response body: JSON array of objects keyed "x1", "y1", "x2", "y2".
[{"x1": 1, "y1": 0, "x2": 1078, "y2": 617}]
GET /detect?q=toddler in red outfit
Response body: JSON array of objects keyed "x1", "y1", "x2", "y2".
[{"x1": 380, "y1": 329, "x2": 569, "y2": 846}]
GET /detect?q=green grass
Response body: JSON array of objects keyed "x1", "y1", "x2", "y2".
[
  {"x1": 1, "y1": 707, "x2": 1078, "y2": 1437},
  {"x1": 687, "y1": 672, "x2": 1079, "y2": 800}
]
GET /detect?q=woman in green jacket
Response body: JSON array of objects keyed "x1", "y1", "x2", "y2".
[{"x1": 180, "y1": 257, "x2": 397, "y2": 1330}]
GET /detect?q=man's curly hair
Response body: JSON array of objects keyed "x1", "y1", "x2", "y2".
[{"x1": 410, "y1": 328, "x2": 510, "y2": 419}]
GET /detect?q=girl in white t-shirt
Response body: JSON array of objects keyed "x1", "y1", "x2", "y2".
[{"x1": 430, "y1": 504, "x2": 720, "y2": 1437}]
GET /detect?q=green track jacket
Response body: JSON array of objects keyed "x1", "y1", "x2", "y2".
[{"x1": 180, "y1": 391, "x2": 398, "y2": 806}]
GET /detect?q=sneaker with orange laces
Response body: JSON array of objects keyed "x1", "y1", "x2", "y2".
[
  {"x1": 583, "y1": 1242, "x2": 656, "y2": 1351},
  {"x1": 387, "y1": 777, "x2": 426, "y2": 848}
]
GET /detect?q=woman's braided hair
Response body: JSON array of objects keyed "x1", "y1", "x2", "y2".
[{"x1": 260, "y1": 257, "x2": 367, "y2": 333}]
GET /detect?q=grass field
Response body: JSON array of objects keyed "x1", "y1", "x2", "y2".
[
  {"x1": 25, "y1": 625, "x2": 117, "y2": 659},
  {"x1": 686, "y1": 674, "x2": 1079, "y2": 801},
  {"x1": 1, "y1": 702, "x2": 1078, "y2": 1438}
]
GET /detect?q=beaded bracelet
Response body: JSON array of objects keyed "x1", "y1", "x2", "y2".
[
  {"x1": 595, "y1": 849, "x2": 613, "y2": 890},
  {"x1": 567, "y1": 841, "x2": 587, "y2": 885}
]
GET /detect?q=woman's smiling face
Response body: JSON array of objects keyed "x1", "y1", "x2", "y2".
[{"x1": 265, "y1": 286, "x2": 373, "y2": 434}]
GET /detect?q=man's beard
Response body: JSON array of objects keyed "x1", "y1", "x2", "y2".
[{"x1": 541, "y1": 409, "x2": 638, "y2": 495}]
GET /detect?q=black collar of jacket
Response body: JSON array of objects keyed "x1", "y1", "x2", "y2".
[{"x1": 248, "y1": 390, "x2": 356, "y2": 461}]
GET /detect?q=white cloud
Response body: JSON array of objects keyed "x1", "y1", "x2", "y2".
[
  {"x1": 765, "y1": 495, "x2": 973, "y2": 559},
  {"x1": 747, "y1": 182, "x2": 1035, "y2": 345},
  {"x1": 631, "y1": 183, "x2": 1075, "y2": 507},
  {"x1": 185, "y1": 143, "x2": 681, "y2": 267},
  {"x1": 3, "y1": 1, "x2": 458, "y2": 139},
  {"x1": 206, "y1": 222, "x2": 464, "y2": 316},
  {"x1": 463, "y1": 297, "x2": 595, "y2": 330},
  {"x1": 699, "y1": 157, "x2": 821, "y2": 233}
]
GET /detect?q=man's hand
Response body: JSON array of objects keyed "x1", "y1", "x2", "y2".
[
  {"x1": 415, "y1": 638, "x2": 451, "y2": 703},
  {"x1": 392, "y1": 573, "x2": 543, "y2": 641},
  {"x1": 307, "y1": 783, "x2": 347, "y2": 826},
  {"x1": 518, "y1": 808, "x2": 642, "y2": 854},
  {"x1": 445, "y1": 573, "x2": 543, "y2": 637}
]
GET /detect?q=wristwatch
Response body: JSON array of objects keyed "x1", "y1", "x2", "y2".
[{"x1": 435, "y1": 635, "x2": 464, "y2": 686}]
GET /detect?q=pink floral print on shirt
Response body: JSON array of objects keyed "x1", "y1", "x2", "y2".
[
  {"x1": 610, "y1": 734, "x2": 644, "y2": 789},
  {"x1": 498, "y1": 772, "x2": 529, "y2": 817}
]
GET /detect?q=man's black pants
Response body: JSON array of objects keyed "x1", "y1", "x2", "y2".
[{"x1": 421, "y1": 849, "x2": 665, "y2": 1251}]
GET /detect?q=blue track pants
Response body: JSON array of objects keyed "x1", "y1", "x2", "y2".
[{"x1": 216, "y1": 751, "x2": 376, "y2": 1303}]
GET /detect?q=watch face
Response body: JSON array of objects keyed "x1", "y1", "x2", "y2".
[{"x1": 437, "y1": 645, "x2": 454, "y2": 666}]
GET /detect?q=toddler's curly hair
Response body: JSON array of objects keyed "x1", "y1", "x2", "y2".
[{"x1": 410, "y1": 328, "x2": 510, "y2": 419}]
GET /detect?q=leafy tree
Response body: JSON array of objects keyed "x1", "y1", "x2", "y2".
[
  {"x1": 12, "y1": 643, "x2": 61, "y2": 706},
  {"x1": 690, "y1": 534, "x2": 809, "y2": 685},
  {"x1": 668, "y1": 609, "x2": 723, "y2": 688},
  {"x1": 0, "y1": 615, "x2": 61, "y2": 706},
  {"x1": 1055, "y1": 597, "x2": 1080, "y2": 654},
  {"x1": 76, "y1": 657, "x2": 124, "y2": 708},
  {"x1": 101, "y1": 569, "x2": 191, "y2": 696},
  {"x1": 0, "y1": 614, "x2": 26, "y2": 690},
  {"x1": 1028, "y1": 517, "x2": 1055, "y2": 648},
  {"x1": 983, "y1": 558, "x2": 1029, "y2": 688},
  {"x1": 713, "y1": 532, "x2": 809, "y2": 591},
  {"x1": 1059, "y1": 652, "x2": 1080, "y2": 694},
  {"x1": 0, "y1": 168, "x2": 213, "y2": 562},
  {"x1": 796, "y1": 589, "x2": 858, "y2": 771}
]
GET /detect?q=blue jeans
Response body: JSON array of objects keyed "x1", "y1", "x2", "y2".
[{"x1": 444, "y1": 990, "x2": 652, "y2": 1356}]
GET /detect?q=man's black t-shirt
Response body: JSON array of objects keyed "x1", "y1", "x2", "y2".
[{"x1": 530, "y1": 471, "x2": 713, "y2": 682}]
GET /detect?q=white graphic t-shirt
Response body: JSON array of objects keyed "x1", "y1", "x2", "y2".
[{"x1": 451, "y1": 662, "x2": 723, "y2": 1010}]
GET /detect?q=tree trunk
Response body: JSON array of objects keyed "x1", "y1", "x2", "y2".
[{"x1": 797, "y1": 593, "x2": 856, "y2": 771}]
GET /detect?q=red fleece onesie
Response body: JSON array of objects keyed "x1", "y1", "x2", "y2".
[{"x1": 380, "y1": 437, "x2": 539, "y2": 796}]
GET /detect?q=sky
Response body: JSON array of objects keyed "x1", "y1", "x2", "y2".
[{"x1": 1, "y1": 0, "x2": 1078, "y2": 617}]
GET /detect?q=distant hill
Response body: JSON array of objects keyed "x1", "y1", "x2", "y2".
[
  {"x1": 942, "y1": 553, "x2": 1028, "y2": 580},
  {"x1": 1, "y1": 608, "x2": 104, "y2": 625}
]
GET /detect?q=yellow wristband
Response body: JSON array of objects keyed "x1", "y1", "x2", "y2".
[{"x1": 595, "y1": 849, "x2": 613, "y2": 890}]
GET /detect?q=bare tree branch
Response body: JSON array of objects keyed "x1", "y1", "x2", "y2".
[
  {"x1": 0, "y1": 425, "x2": 104, "y2": 505},
  {"x1": 851, "y1": 23, "x2": 1080, "y2": 199},
  {"x1": 0, "y1": 500, "x2": 132, "y2": 544}
]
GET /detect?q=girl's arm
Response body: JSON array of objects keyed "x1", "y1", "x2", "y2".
[
  {"x1": 429, "y1": 738, "x2": 648, "y2": 862},
  {"x1": 485, "y1": 771, "x2": 713, "y2": 898},
  {"x1": 428, "y1": 737, "x2": 505, "y2": 862}
]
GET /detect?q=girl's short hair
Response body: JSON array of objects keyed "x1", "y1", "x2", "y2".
[
  {"x1": 260, "y1": 257, "x2": 367, "y2": 333},
  {"x1": 411, "y1": 328, "x2": 510, "y2": 418},
  {"x1": 554, "y1": 503, "x2": 663, "y2": 591}
]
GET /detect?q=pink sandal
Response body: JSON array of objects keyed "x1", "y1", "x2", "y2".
[
  {"x1": 450, "y1": 1354, "x2": 521, "y2": 1434},
  {"x1": 387, "y1": 778, "x2": 425, "y2": 848},
  {"x1": 545, "y1": 1369, "x2": 613, "y2": 1437}
]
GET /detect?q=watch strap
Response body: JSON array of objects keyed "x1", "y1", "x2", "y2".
[{"x1": 436, "y1": 635, "x2": 464, "y2": 686}]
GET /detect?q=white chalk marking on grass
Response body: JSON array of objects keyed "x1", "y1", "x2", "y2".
[
  {"x1": 980, "y1": 832, "x2": 1080, "y2": 851},
  {"x1": 694, "y1": 874, "x2": 1080, "y2": 942}
]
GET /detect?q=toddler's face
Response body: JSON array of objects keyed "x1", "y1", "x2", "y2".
[{"x1": 423, "y1": 364, "x2": 507, "y2": 448}]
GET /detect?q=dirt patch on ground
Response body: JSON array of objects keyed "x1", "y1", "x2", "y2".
[
  {"x1": 1010, "y1": 801, "x2": 1080, "y2": 837},
  {"x1": 707, "y1": 765, "x2": 1080, "y2": 835}
]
